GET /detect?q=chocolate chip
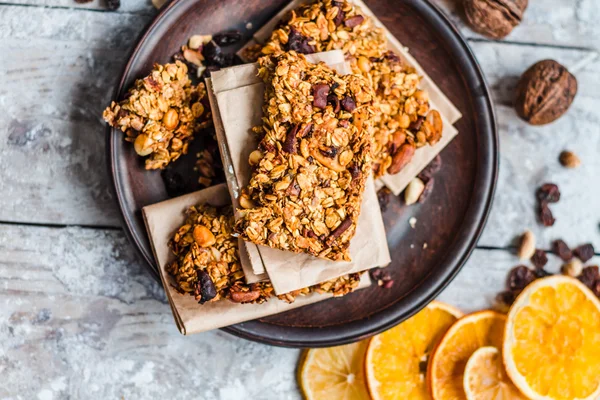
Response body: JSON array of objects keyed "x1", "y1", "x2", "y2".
[
  {"x1": 537, "y1": 183, "x2": 561, "y2": 203},
  {"x1": 285, "y1": 28, "x2": 316, "y2": 54},
  {"x1": 327, "y1": 94, "x2": 341, "y2": 112},
  {"x1": 196, "y1": 270, "x2": 217, "y2": 304},
  {"x1": 313, "y1": 84, "x2": 330, "y2": 109},
  {"x1": 283, "y1": 124, "x2": 300, "y2": 153},
  {"x1": 579, "y1": 266, "x2": 599, "y2": 289},
  {"x1": 531, "y1": 249, "x2": 548, "y2": 269},
  {"x1": 344, "y1": 15, "x2": 365, "y2": 28},
  {"x1": 212, "y1": 30, "x2": 242, "y2": 46},
  {"x1": 574, "y1": 243, "x2": 595, "y2": 263},
  {"x1": 507, "y1": 265, "x2": 536, "y2": 291},
  {"x1": 553, "y1": 239, "x2": 573, "y2": 261},
  {"x1": 340, "y1": 95, "x2": 356, "y2": 112},
  {"x1": 539, "y1": 203, "x2": 555, "y2": 226}
]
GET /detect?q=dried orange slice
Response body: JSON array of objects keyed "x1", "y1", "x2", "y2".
[
  {"x1": 428, "y1": 310, "x2": 506, "y2": 400},
  {"x1": 504, "y1": 276, "x2": 600, "y2": 400},
  {"x1": 298, "y1": 341, "x2": 370, "y2": 400},
  {"x1": 463, "y1": 346, "x2": 526, "y2": 400},
  {"x1": 365, "y1": 301, "x2": 463, "y2": 399}
]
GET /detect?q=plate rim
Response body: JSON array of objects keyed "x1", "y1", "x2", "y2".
[{"x1": 107, "y1": 0, "x2": 498, "y2": 347}]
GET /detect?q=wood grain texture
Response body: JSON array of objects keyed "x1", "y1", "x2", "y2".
[{"x1": 4, "y1": 222, "x2": 592, "y2": 398}]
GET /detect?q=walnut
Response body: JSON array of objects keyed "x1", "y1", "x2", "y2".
[
  {"x1": 515, "y1": 60, "x2": 578, "y2": 126},
  {"x1": 464, "y1": 0, "x2": 528, "y2": 39}
]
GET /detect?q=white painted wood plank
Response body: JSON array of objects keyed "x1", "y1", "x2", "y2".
[
  {"x1": 0, "y1": 6, "x2": 152, "y2": 226},
  {"x1": 3, "y1": 223, "x2": 589, "y2": 398},
  {"x1": 433, "y1": 0, "x2": 600, "y2": 50},
  {"x1": 470, "y1": 41, "x2": 600, "y2": 250},
  {"x1": 6, "y1": 0, "x2": 153, "y2": 13}
]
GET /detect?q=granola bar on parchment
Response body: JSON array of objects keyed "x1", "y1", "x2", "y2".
[
  {"x1": 245, "y1": 0, "x2": 443, "y2": 178},
  {"x1": 103, "y1": 61, "x2": 211, "y2": 169},
  {"x1": 235, "y1": 51, "x2": 375, "y2": 262},
  {"x1": 166, "y1": 203, "x2": 361, "y2": 305}
]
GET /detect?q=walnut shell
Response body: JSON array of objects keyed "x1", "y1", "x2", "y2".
[
  {"x1": 515, "y1": 60, "x2": 578, "y2": 125},
  {"x1": 464, "y1": 0, "x2": 528, "y2": 39}
]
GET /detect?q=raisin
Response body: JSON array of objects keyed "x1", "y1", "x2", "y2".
[
  {"x1": 285, "y1": 28, "x2": 316, "y2": 54},
  {"x1": 409, "y1": 116, "x2": 425, "y2": 131},
  {"x1": 579, "y1": 266, "x2": 599, "y2": 289},
  {"x1": 507, "y1": 265, "x2": 536, "y2": 291},
  {"x1": 312, "y1": 84, "x2": 330, "y2": 109},
  {"x1": 539, "y1": 203, "x2": 555, "y2": 226},
  {"x1": 553, "y1": 239, "x2": 573, "y2": 261},
  {"x1": 212, "y1": 30, "x2": 242, "y2": 46},
  {"x1": 340, "y1": 95, "x2": 356, "y2": 112},
  {"x1": 537, "y1": 183, "x2": 560, "y2": 203},
  {"x1": 320, "y1": 147, "x2": 338, "y2": 158},
  {"x1": 574, "y1": 243, "x2": 595, "y2": 263},
  {"x1": 377, "y1": 187, "x2": 391, "y2": 212},
  {"x1": 282, "y1": 124, "x2": 300, "y2": 154},
  {"x1": 344, "y1": 15, "x2": 365, "y2": 28},
  {"x1": 332, "y1": 2, "x2": 345, "y2": 26},
  {"x1": 196, "y1": 270, "x2": 217, "y2": 304},
  {"x1": 496, "y1": 290, "x2": 518, "y2": 307},
  {"x1": 531, "y1": 249, "x2": 548, "y2": 269},
  {"x1": 327, "y1": 94, "x2": 341, "y2": 113}
]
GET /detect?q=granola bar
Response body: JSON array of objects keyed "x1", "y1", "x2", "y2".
[
  {"x1": 234, "y1": 51, "x2": 375, "y2": 262},
  {"x1": 258, "y1": 0, "x2": 443, "y2": 178},
  {"x1": 166, "y1": 203, "x2": 361, "y2": 304},
  {"x1": 103, "y1": 61, "x2": 211, "y2": 169}
]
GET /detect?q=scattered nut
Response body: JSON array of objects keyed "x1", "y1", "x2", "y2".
[
  {"x1": 517, "y1": 230, "x2": 536, "y2": 260},
  {"x1": 193, "y1": 225, "x2": 216, "y2": 248},
  {"x1": 230, "y1": 289, "x2": 261, "y2": 303},
  {"x1": 562, "y1": 258, "x2": 583, "y2": 277},
  {"x1": 464, "y1": 0, "x2": 528, "y2": 39},
  {"x1": 133, "y1": 134, "x2": 153, "y2": 156},
  {"x1": 188, "y1": 34, "x2": 212, "y2": 50},
  {"x1": 183, "y1": 47, "x2": 204, "y2": 67},
  {"x1": 388, "y1": 143, "x2": 415, "y2": 174},
  {"x1": 559, "y1": 150, "x2": 581, "y2": 169},
  {"x1": 162, "y1": 108, "x2": 180, "y2": 131},
  {"x1": 515, "y1": 60, "x2": 578, "y2": 125},
  {"x1": 404, "y1": 178, "x2": 425, "y2": 205}
]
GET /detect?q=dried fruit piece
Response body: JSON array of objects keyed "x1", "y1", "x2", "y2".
[
  {"x1": 530, "y1": 249, "x2": 548, "y2": 269},
  {"x1": 539, "y1": 203, "x2": 555, "y2": 227},
  {"x1": 574, "y1": 243, "x2": 595, "y2": 263},
  {"x1": 377, "y1": 187, "x2": 391, "y2": 212},
  {"x1": 285, "y1": 28, "x2": 315, "y2": 54},
  {"x1": 212, "y1": 30, "x2": 242, "y2": 46},
  {"x1": 579, "y1": 266, "x2": 599, "y2": 289},
  {"x1": 517, "y1": 230, "x2": 535, "y2": 260},
  {"x1": 464, "y1": 0, "x2": 528, "y2": 39},
  {"x1": 340, "y1": 95, "x2": 356, "y2": 112},
  {"x1": 537, "y1": 183, "x2": 560, "y2": 203},
  {"x1": 559, "y1": 150, "x2": 581, "y2": 169},
  {"x1": 507, "y1": 265, "x2": 536, "y2": 291},
  {"x1": 418, "y1": 177, "x2": 435, "y2": 204},
  {"x1": 196, "y1": 270, "x2": 217, "y2": 304},
  {"x1": 515, "y1": 60, "x2": 578, "y2": 125},
  {"x1": 562, "y1": 259, "x2": 583, "y2": 277},
  {"x1": 312, "y1": 84, "x2": 330, "y2": 109},
  {"x1": 553, "y1": 239, "x2": 573, "y2": 261},
  {"x1": 344, "y1": 15, "x2": 365, "y2": 28}
]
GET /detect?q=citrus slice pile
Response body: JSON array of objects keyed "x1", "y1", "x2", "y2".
[
  {"x1": 463, "y1": 346, "x2": 526, "y2": 400},
  {"x1": 298, "y1": 341, "x2": 371, "y2": 400},
  {"x1": 365, "y1": 301, "x2": 463, "y2": 399},
  {"x1": 428, "y1": 310, "x2": 506, "y2": 399},
  {"x1": 504, "y1": 276, "x2": 600, "y2": 400}
]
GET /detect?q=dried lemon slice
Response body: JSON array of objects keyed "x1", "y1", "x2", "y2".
[{"x1": 504, "y1": 276, "x2": 600, "y2": 400}]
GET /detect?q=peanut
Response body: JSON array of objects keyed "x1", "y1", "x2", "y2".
[
  {"x1": 192, "y1": 225, "x2": 216, "y2": 248},
  {"x1": 163, "y1": 108, "x2": 179, "y2": 131},
  {"x1": 517, "y1": 230, "x2": 536, "y2": 260},
  {"x1": 133, "y1": 134, "x2": 153, "y2": 156}
]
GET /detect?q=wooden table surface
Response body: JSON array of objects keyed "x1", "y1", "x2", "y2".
[{"x1": 1, "y1": 0, "x2": 598, "y2": 398}]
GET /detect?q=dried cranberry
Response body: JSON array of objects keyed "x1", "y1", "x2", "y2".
[
  {"x1": 196, "y1": 270, "x2": 217, "y2": 304},
  {"x1": 340, "y1": 95, "x2": 356, "y2": 112},
  {"x1": 312, "y1": 84, "x2": 330, "y2": 109},
  {"x1": 574, "y1": 243, "x2": 595, "y2": 263},
  {"x1": 212, "y1": 30, "x2": 242, "y2": 46},
  {"x1": 285, "y1": 28, "x2": 315, "y2": 54},
  {"x1": 531, "y1": 249, "x2": 548, "y2": 269},
  {"x1": 539, "y1": 203, "x2": 555, "y2": 226},
  {"x1": 553, "y1": 239, "x2": 572, "y2": 261},
  {"x1": 579, "y1": 266, "x2": 599, "y2": 289},
  {"x1": 507, "y1": 265, "x2": 536, "y2": 291},
  {"x1": 377, "y1": 187, "x2": 391, "y2": 212},
  {"x1": 333, "y1": 6, "x2": 345, "y2": 26},
  {"x1": 344, "y1": 15, "x2": 365, "y2": 28},
  {"x1": 327, "y1": 94, "x2": 341, "y2": 112},
  {"x1": 537, "y1": 183, "x2": 560, "y2": 203},
  {"x1": 418, "y1": 177, "x2": 435, "y2": 203}
]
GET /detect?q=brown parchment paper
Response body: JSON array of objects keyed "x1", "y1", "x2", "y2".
[
  {"x1": 208, "y1": 52, "x2": 391, "y2": 295},
  {"x1": 238, "y1": 0, "x2": 462, "y2": 195},
  {"x1": 142, "y1": 183, "x2": 371, "y2": 335}
]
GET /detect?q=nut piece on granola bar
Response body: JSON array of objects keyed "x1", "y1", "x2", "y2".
[
  {"x1": 258, "y1": 0, "x2": 443, "y2": 178},
  {"x1": 166, "y1": 203, "x2": 361, "y2": 305},
  {"x1": 235, "y1": 51, "x2": 375, "y2": 262},
  {"x1": 103, "y1": 61, "x2": 211, "y2": 169}
]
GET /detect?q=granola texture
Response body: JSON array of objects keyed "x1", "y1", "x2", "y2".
[
  {"x1": 235, "y1": 51, "x2": 375, "y2": 262},
  {"x1": 103, "y1": 61, "x2": 211, "y2": 170},
  {"x1": 258, "y1": 0, "x2": 443, "y2": 177},
  {"x1": 166, "y1": 203, "x2": 361, "y2": 305}
]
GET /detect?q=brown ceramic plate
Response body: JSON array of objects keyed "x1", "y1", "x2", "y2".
[{"x1": 107, "y1": 0, "x2": 497, "y2": 347}]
